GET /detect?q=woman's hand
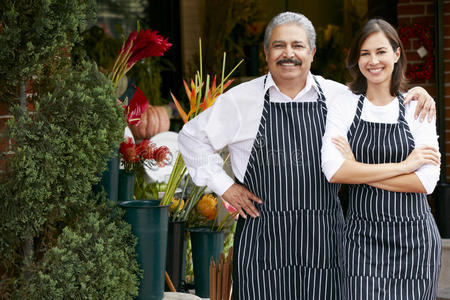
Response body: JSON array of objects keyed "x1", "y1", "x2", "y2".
[
  {"x1": 400, "y1": 146, "x2": 441, "y2": 173},
  {"x1": 332, "y1": 136, "x2": 356, "y2": 161}
]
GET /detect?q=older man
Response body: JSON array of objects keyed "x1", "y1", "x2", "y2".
[{"x1": 178, "y1": 12, "x2": 434, "y2": 300}]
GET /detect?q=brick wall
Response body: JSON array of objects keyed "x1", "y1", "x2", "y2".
[{"x1": 398, "y1": 0, "x2": 450, "y2": 181}]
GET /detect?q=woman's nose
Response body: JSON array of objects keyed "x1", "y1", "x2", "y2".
[{"x1": 370, "y1": 54, "x2": 379, "y2": 64}]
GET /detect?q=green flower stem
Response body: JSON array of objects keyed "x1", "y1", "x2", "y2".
[
  {"x1": 112, "y1": 49, "x2": 132, "y2": 87},
  {"x1": 175, "y1": 184, "x2": 206, "y2": 221},
  {"x1": 110, "y1": 43, "x2": 126, "y2": 77},
  {"x1": 160, "y1": 153, "x2": 186, "y2": 206}
]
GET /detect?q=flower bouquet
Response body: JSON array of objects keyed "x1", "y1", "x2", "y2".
[
  {"x1": 119, "y1": 137, "x2": 171, "y2": 173},
  {"x1": 118, "y1": 137, "x2": 171, "y2": 202}
]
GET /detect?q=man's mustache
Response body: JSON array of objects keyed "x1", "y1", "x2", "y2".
[{"x1": 276, "y1": 59, "x2": 302, "y2": 66}]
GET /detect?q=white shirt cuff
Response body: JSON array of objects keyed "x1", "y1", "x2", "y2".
[
  {"x1": 207, "y1": 171, "x2": 235, "y2": 196},
  {"x1": 414, "y1": 169, "x2": 437, "y2": 195},
  {"x1": 322, "y1": 157, "x2": 345, "y2": 182}
]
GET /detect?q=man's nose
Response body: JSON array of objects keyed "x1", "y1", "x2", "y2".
[{"x1": 284, "y1": 46, "x2": 294, "y2": 57}]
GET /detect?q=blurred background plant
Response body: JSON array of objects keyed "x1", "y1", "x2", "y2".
[{"x1": 311, "y1": 24, "x2": 350, "y2": 84}]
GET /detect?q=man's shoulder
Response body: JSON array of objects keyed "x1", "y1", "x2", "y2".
[{"x1": 221, "y1": 75, "x2": 266, "y2": 102}]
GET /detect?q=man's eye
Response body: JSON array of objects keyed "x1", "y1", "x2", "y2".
[
  {"x1": 293, "y1": 44, "x2": 304, "y2": 48},
  {"x1": 273, "y1": 44, "x2": 283, "y2": 48}
]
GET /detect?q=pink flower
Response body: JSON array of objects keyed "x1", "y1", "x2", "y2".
[
  {"x1": 221, "y1": 198, "x2": 238, "y2": 217},
  {"x1": 126, "y1": 87, "x2": 148, "y2": 125}
]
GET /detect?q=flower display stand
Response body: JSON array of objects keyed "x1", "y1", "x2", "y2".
[{"x1": 120, "y1": 200, "x2": 170, "y2": 300}]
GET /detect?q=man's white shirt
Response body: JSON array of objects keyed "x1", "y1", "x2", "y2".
[{"x1": 178, "y1": 72, "x2": 346, "y2": 196}]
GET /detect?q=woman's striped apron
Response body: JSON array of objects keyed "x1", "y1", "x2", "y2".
[
  {"x1": 232, "y1": 76, "x2": 344, "y2": 300},
  {"x1": 344, "y1": 94, "x2": 441, "y2": 299}
]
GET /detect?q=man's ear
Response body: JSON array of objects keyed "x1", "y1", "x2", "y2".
[
  {"x1": 264, "y1": 48, "x2": 269, "y2": 62},
  {"x1": 311, "y1": 47, "x2": 316, "y2": 61}
]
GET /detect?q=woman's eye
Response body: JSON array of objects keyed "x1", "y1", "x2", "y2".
[
  {"x1": 378, "y1": 51, "x2": 386, "y2": 55},
  {"x1": 360, "y1": 53, "x2": 369, "y2": 56}
]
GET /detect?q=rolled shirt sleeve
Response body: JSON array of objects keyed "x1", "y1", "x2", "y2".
[
  {"x1": 406, "y1": 101, "x2": 440, "y2": 194},
  {"x1": 178, "y1": 92, "x2": 241, "y2": 196},
  {"x1": 321, "y1": 91, "x2": 357, "y2": 181}
]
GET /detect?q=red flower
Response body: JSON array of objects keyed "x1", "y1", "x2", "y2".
[
  {"x1": 153, "y1": 146, "x2": 171, "y2": 167},
  {"x1": 120, "y1": 137, "x2": 139, "y2": 163},
  {"x1": 136, "y1": 139, "x2": 156, "y2": 160},
  {"x1": 126, "y1": 86, "x2": 149, "y2": 125},
  {"x1": 122, "y1": 29, "x2": 138, "y2": 54},
  {"x1": 127, "y1": 29, "x2": 172, "y2": 69}
]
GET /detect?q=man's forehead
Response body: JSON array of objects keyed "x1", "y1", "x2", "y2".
[{"x1": 270, "y1": 24, "x2": 307, "y2": 39}]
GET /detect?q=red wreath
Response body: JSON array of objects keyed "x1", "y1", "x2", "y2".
[{"x1": 398, "y1": 24, "x2": 434, "y2": 81}]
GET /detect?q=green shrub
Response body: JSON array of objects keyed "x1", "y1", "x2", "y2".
[
  {"x1": 0, "y1": 0, "x2": 95, "y2": 89},
  {"x1": 14, "y1": 196, "x2": 140, "y2": 299},
  {"x1": 0, "y1": 61, "x2": 139, "y2": 297},
  {"x1": 1, "y1": 61, "x2": 124, "y2": 242}
]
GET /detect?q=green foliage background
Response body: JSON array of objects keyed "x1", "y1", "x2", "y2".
[
  {"x1": 0, "y1": 1, "x2": 140, "y2": 298},
  {"x1": 0, "y1": 0, "x2": 95, "y2": 102}
]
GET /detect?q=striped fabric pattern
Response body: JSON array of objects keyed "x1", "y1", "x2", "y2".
[
  {"x1": 344, "y1": 94, "x2": 441, "y2": 299},
  {"x1": 232, "y1": 76, "x2": 344, "y2": 300}
]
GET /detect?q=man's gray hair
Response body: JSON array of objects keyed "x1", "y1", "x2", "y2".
[{"x1": 264, "y1": 12, "x2": 316, "y2": 53}]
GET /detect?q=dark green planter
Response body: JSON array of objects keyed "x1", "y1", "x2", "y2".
[
  {"x1": 165, "y1": 221, "x2": 187, "y2": 292},
  {"x1": 119, "y1": 200, "x2": 169, "y2": 300},
  {"x1": 119, "y1": 170, "x2": 135, "y2": 202},
  {"x1": 189, "y1": 227, "x2": 224, "y2": 298}
]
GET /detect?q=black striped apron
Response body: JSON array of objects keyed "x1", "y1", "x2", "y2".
[
  {"x1": 344, "y1": 94, "x2": 441, "y2": 299},
  {"x1": 232, "y1": 76, "x2": 344, "y2": 300}
]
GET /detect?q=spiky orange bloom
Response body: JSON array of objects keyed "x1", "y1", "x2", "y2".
[{"x1": 197, "y1": 194, "x2": 218, "y2": 220}]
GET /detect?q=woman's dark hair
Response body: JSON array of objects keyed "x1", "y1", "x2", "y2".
[{"x1": 346, "y1": 19, "x2": 408, "y2": 95}]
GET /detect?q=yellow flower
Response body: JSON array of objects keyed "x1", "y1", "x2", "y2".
[
  {"x1": 197, "y1": 194, "x2": 218, "y2": 220},
  {"x1": 170, "y1": 198, "x2": 185, "y2": 213}
]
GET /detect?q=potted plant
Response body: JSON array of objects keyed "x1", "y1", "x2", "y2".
[{"x1": 188, "y1": 194, "x2": 237, "y2": 298}]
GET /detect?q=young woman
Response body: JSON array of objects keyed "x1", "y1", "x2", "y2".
[{"x1": 321, "y1": 19, "x2": 441, "y2": 299}]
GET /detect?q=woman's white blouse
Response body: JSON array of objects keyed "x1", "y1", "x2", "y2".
[{"x1": 321, "y1": 91, "x2": 440, "y2": 194}]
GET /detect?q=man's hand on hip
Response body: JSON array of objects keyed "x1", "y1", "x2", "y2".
[{"x1": 222, "y1": 183, "x2": 262, "y2": 219}]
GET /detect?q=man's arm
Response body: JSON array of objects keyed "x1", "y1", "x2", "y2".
[
  {"x1": 403, "y1": 86, "x2": 436, "y2": 122},
  {"x1": 178, "y1": 93, "x2": 261, "y2": 218}
]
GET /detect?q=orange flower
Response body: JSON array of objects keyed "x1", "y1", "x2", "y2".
[
  {"x1": 170, "y1": 198, "x2": 185, "y2": 213},
  {"x1": 197, "y1": 194, "x2": 218, "y2": 220},
  {"x1": 170, "y1": 76, "x2": 234, "y2": 124}
]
